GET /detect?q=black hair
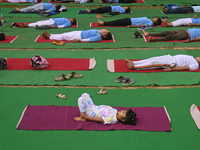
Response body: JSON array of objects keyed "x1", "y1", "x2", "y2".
[
  {"x1": 121, "y1": 109, "x2": 137, "y2": 125},
  {"x1": 125, "y1": 7, "x2": 131, "y2": 13},
  {"x1": 56, "y1": 5, "x2": 61, "y2": 11},
  {"x1": 102, "y1": 0, "x2": 107, "y2": 3},
  {"x1": 71, "y1": 19, "x2": 77, "y2": 25},
  {"x1": 103, "y1": 32, "x2": 112, "y2": 40},
  {"x1": 154, "y1": 18, "x2": 162, "y2": 26},
  {"x1": 0, "y1": 33, "x2": 5, "y2": 41},
  {"x1": 89, "y1": 0, "x2": 94, "y2": 2}
]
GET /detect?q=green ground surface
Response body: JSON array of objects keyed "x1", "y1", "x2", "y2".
[{"x1": 0, "y1": 87, "x2": 200, "y2": 150}]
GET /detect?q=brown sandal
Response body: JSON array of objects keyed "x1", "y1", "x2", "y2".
[
  {"x1": 55, "y1": 74, "x2": 70, "y2": 81},
  {"x1": 56, "y1": 93, "x2": 67, "y2": 99}
]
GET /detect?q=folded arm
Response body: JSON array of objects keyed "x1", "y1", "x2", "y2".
[{"x1": 81, "y1": 112, "x2": 104, "y2": 123}]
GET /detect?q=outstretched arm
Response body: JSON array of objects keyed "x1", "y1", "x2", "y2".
[
  {"x1": 163, "y1": 66, "x2": 190, "y2": 71},
  {"x1": 81, "y1": 113, "x2": 104, "y2": 123},
  {"x1": 69, "y1": 2, "x2": 80, "y2": 3},
  {"x1": 126, "y1": 24, "x2": 145, "y2": 28},
  {"x1": 185, "y1": 37, "x2": 200, "y2": 42}
]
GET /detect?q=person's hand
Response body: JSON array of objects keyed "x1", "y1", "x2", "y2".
[
  {"x1": 80, "y1": 113, "x2": 87, "y2": 119},
  {"x1": 40, "y1": 11, "x2": 46, "y2": 14},
  {"x1": 187, "y1": 23, "x2": 193, "y2": 27},
  {"x1": 126, "y1": 25, "x2": 132, "y2": 28},
  {"x1": 163, "y1": 68, "x2": 173, "y2": 71},
  {"x1": 71, "y1": 39, "x2": 81, "y2": 43},
  {"x1": 183, "y1": 39, "x2": 190, "y2": 43}
]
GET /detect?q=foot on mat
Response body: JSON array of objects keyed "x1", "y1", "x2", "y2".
[
  {"x1": 56, "y1": 93, "x2": 67, "y2": 99},
  {"x1": 123, "y1": 78, "x2": 134, "y2": 86},
  {"x1": 55, "y1": 74, "x2": 70, "y2": 81},
  {"x1": 115, "y1": 76, "x2": 129, "y2": 82},
  {"x1": 97, "y1": 89, "x2": 108, "y2": 95}
]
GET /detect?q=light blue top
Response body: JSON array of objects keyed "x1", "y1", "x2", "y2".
[
  {"x1": 190, "y1": 18, "x2": 200, "y2": 24},
  {"x1": 42, "y1": 3, "x2": 57, "y2": 12},
  {"x1": 81, "y1": 29, "x2": 102, "y2": 42},
  {"x1": 192, "y1": 6, "x2": 200, "y2": 13},
  {"x1": 26, "y1": 0, "x2": 37, "y2": 3},
  {"x1": 108, "y1": 0, "x2": 119, "y2": 3},
  {"x1": 111, "y1": 6, "x2": 125, "y2": 13},
  {"x1": 53, "y1": 18, "x2": 71, "y2": 28},
  {"x1": 188, "y1": 28, "x2": 200, "y2": 40},
  {"x1": 130, "y1": 17, "x2": 153, "y2": 27}
]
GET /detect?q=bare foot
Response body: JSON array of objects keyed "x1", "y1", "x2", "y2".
[
  {"x1": 149, "y1": 36, "x2": 155, "y2": 42},
  {"x1": 124, "y1": 58, "x2": 130, "y2": 63},
  {"x1": 142, "y1": 29, "x2": 149, "y2": 36},
  {"x1": 98, "y1": 19, "x2": 104, "y2": 26},
  {"x1": 14, "y1": 7, "x2": 21, "y2": 12},
  {"x1": 74, "y1": 117, "x2": 86, "y2": 121},
  {"x1": 21, "y1": 21, "x2": 28, "y2": 28},
  {"x1": 85, "y1": 7, "x2": 91, "y2": 13}
]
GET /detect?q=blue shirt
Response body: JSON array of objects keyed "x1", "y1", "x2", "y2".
[
  {"x1": 111, "y1": 6, "x2": 125, "y2": 13},
  {"x1": 190, "y1": 18, "x2": 200, "y2": 24},
  {"x1": 130, "y1": 17, "x2": 153, "y2": 27},
  {"x1": 26, "y1": 0, "x2": 36, "y2": 3},
  {"x1": 188, "y1": 28, "x2": 200, "y2": 40},
  {"x1": 108, "y1": 0, "x2": 119, "y2": 3},
  {"x1": 42, "y1": 3, "x2": 57, "y2": 12},
  {"x1": 81, "y1": 29, "x2": 102, "y2": 42},
  {"x1": 53, "y1": 18, "x2": 71, "y2": 28}
]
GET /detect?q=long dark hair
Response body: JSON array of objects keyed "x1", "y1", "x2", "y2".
[{"x1": 121, "y1": 109, "x2": 137, "y2": 125}]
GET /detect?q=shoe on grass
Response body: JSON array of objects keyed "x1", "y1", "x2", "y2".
[
  {"x1": 123, "y1": 78, "x2": 134, "y2": 86},
  {"x1": 115, "y1": 76, "x2": 129, "y2": 82}
]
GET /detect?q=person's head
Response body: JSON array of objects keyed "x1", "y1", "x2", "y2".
[
  {"x1": 69, "y1": 18, "x2": 77, "y2": 25},
  {"x1": 152, "y1": 17, "x2": 162, "y2": 26},
  {"x1": 0, "y1": 33, "x2": 5, "y2": 41},
  {"x1": 195, "y1": 57, "x2": 200, "y2": 65},
  {"x1": 87, "y1": 0, "x2": 93, "y2": 2},
  {"x1": 54, "y1": 4, "x2": 61, "y2": 11},
  {"x1": 102, "y1": 0, "x2": 108, "y2": 3},
  {"x1": 124, "y1": 7, "x2": 131, "y2": 13},
  {"x1": 117, "y1": 109, "x2": 137, "y2": 125},
  {"x1": 101, "y1": 29, "x2": 112, "y2": 40},
  {"x1": 37, "y1": 0, "x2": 42, "y2": 2}
]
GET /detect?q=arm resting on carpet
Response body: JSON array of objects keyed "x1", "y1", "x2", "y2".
[
  {"x1": 188, "y1": 37, "x2": 200, "y2": 42},
  {"x1": 126, "y1": 24, "x2": 145, "y2": 28},
  {"x1": 163, "y1": 66, "x2": 190, "y2": 71},
  {"x1": 81, "y1": 113, "x2": 104, "y2": 123}
]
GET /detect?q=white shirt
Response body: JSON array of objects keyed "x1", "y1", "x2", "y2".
[{"x1": 75, "y1": 0, "x2": 87, "y2": 3}]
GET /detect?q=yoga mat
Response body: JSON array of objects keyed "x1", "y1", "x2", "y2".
[
  {"x1": 0, "y1": 36, "x2": 18, "y2": 43},
  {"x1": 78, "y1": 10, "x2": 131, "y2": 14},
  {"x1": 100, "y1": 0, "x2": 145, "y2": 3},
  {"x1": 35, "y1": 35, "x2": 115, "y2": 43},
  {"x1": 0, "y1": 20, "x2": 8, "y2": 27},
  {"x1": 107, "y1": 59, "x2": 200, "y2": 73},
  {"x1": 10, "y1": 22, "x2": 78, "y2": 28},
  {"x1": 143, "y1": 35, "x2": 200, "y2": 43},
  {"x1": 6, "y1": 57, "x2": 96, "y2": 70},
  {"x1": 190, "y1": 104, "x2": 200, "y2": 130},
  {"x1": 17, "y1": 105, "x2": 171, "y2": 131}
]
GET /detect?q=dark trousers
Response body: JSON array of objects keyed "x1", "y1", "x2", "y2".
[
  {"x1": 167, "y1": 7, "x2": 194, "y2": 14},
  {"x1": 119, "y1": 0, "x2": 136, "y2": 3},
  {"x1": 149, "y1": 30, "x2": 188, "y2": 41},
  {"x1": 53, "y1": 0, "x2": 75, "y2": 2},
  {"x1": 104, "y1": 18, "x2": 131, "y2": 26},
  {"x1": 90, "y1": 7, "x2": 111, "y2": 13}
]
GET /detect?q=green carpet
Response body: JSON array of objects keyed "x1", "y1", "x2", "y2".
[
  {"x1": 1, "y1": 49, "x2": 200, "y2": 86},
  {"x1": 0, "y1": 87, "x2": 199, "y2": 150}
]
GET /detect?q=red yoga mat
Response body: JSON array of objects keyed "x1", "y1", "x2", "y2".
[
  {"x1": 6, "y1": 57, "x2": 96, "y2": 70},
  {"x1": 0, "y1": 36, "x2": 18, "y2": 43},
  {"x1": 35, "y1": 35, "x2": 115, "y2": 43},
  {"x1": 190, "y1": 104, "x2": 200, "y2": 130},
  {"x1": 107, "y1": 59, "x2": 200, "y2": 72}
]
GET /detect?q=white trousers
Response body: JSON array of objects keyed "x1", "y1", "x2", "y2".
[
  {"x1": 8, "y1": 0, "x2": 26, "y2": 2},
  {"x1": 133, "y1": 55, "x2": 177, "y2": 70},
  {"x1": 50, "y1": 31, "x2": 82, "y2": 41},
  {"x1": 172, "y1": 18, "x2": 192, "y2": 26},
  {"x1": 28, "y1": 19, "x2": 55, "y2": 28}
]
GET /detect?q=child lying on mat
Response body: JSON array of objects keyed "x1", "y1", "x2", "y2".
[
  {"x1": 42, "y1": 29, "x2": 112, "y2": 42},
  {"x1": 52, "y1": 0, "x2": 93, "y2": 3},
  {"x1": 124, "y1": 55, "x2": 200, "y2": 71},
  {"x1": 4, "y1": 0, "x2": 41, "y2": 3},
  {"x1": 85, "y1": 6, "x2": 130, "y2": 14},
  {"x1": 142, "y1": 28, "x2": 200, "y2": 42},
  {"x1": 74, "y1": 93, "x2": 137, "y2": 125},
  {"x1": 163, "y1": 5, "x2": 200, "y2": 14}
]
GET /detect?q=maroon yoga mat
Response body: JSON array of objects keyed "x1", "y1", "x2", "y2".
[{"x1": 17, "y1": 105, "x2": 171, "y2": 131}]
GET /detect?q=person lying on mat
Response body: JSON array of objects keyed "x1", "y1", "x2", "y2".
[
  {"x1": 85, "y1": 6, "x2": 131, "y2": 14},
  {"x1": 97, "y1": 17, "x2": 162, "y2": 27},
  {"x1": 14, "y1": 3, "x2": 61, "y2": 14},
  {"x1": 163, "y1": 15, "x2": 200, "y2": 27},
  {"x1": 142, "y1": 28, "x2": 200, "y2": 42},
  {"x1": 0, "y1": 33, "x2": 5, "y2": 41},
  {"x1": 102, "y1": 0, "x2": 136, "y2": 4},
  {"x1": 4, "y1": 0, "x2": 41, "y2": 3},
  {"x1": 21, "y1": 18, "x2": 77, "y2": 28},
  {"x1": 124, "y1": 55, "x2": 200, "y2": 71},
  {"x1": 52, "y1": 0, "x2": 93, "y2": 3},
  {"x1": 74, "y1": 93, "x2": 137, "y2": 125},
  {"x1": 42, "y1": 29, "x2": 112, "y2": 42},
  {"x1": 163, "y1": 5, "x2": 200, "y2": 14}
]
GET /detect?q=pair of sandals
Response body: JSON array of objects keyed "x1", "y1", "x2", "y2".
[
  {"x1": 55, "y1": 72, "x2": 82, "y2": 81},
  {"x1": 53, "y1": 40, "x2": 65, "y2": 46},
  {"x1": 56, "y1": 93, "x2": 67, "y2": 99},
  {"x1": 115, "y1": 76, "x2": 134, "y2": 86}
]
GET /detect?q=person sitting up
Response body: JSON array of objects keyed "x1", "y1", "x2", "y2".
[
  {"x1": 142, "y1": 28, "x2": 200, "y2": 42},
  {"x1": 163, "y1": 15, "x2": 200, "y2": 27},
  {"x1": 102, "y1": 0, "x2": 136, "y2": 3},
  {"x1": 85, "y1": 6, "x2": 131, "y2": 14},
  {"x1": 4, "y1": 0, "x2": 41, "y2": 3},
  {"x1": 14, "y1": 3, "x2": 61, "y2": 14},
  {"x1": 52, "y1": 0, "x2": 93, "y2": 3},
  {"x1": 0, "y1": 33, "x2": 5, "y2": 41},
  {"x1": 21, "y1": 18, "x2": 76, "y2": 28},
  {"x1": 163, "y1": 5, "x2": 200, "y2": 14},
  {"x1": 42, "y1": 29, "x2": 112, "y2": 42},
  {"x1": 124, "y1": 55, "x2": 200, "y2": 71},
  {"x1": 74, "y1": 93, "x2": 137, "y2": 125},
  {"x1": 97, "y1": 17, "x2": 162, "y2": 27}
]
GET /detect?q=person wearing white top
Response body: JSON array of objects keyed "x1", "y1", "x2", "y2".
[{"x1": 52, "y1": 0, "x2": 93, "y2": 3}]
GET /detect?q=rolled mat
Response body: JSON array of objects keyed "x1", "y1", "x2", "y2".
[
  {"x1": 0, "y1": 36, "x2": 18, "y2": 43},
  {"x1": 6, "y1": 57, "x2": 96, "y2": 70},
  {"x1": 107, "y1": 59, "x2": 200, "y2": 72},
  {"x1": 100, "y1": 0, "x2": 145, "y2": 3},
  {"x1": 35, "y1": 35, "x2": 115, "y2": 43},
  {"x1": 190, "y1": 104, "x2": 200, "y2": 130},
  {"x1": 143, "y1": 35, "x2": 200, "y2": 42},
  {"x1": 17, "y1": 105, "x2": 171, "y2": 131}
]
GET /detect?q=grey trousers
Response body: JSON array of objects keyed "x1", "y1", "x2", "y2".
[
  {"x1": 149, "y1": 29, "x2": 188, "y2": 41},
  {"x1": 21, "y1": 3, "x2": 44, "y2": 12}
]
